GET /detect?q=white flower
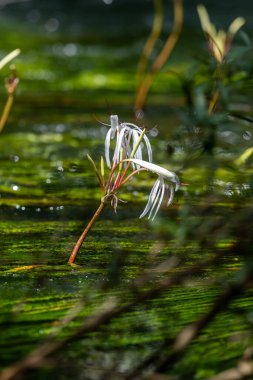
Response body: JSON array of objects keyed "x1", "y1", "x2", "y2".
[
  {"x1": 126, "y1": 158, "x2": 180, "y2": 220},
  {"x1": 105, "y1": 115, "x2": 152, "y2": 168}
]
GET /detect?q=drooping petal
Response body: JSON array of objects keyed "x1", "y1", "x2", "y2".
[
  {"x1": 148, "y1": 183, "x2": 162, "y2": 220},
  {"x1": 105, "y1": 128, "x2": 112, "y2": 168},
  {"x1": 121, "y1": 122, "x2": 152, "y2": 162},
  {"x1": 143, "y1": 134, "x2": 153, "y2": 162},
  {"x1": 136, "y1": 143, "x2": 143, "y2": 161},
  {"x1": 125, "y1": 158, "x2": 180, "y2": 189},
  {"x1": 110, "y1": 115, "x2": 119, "y2": 139},
  {"x1": 122, "y1": 122, "x2": 142, "y2": 131},
  {"x1": 126, "y1": 159, "x2": 180, "y2": 220},
  {"x1": 115, "y1": 126, "x2": 128, "y2": 163},
  {"x1": 139, "y1": 178, "x2": 160, "y2": 218},
  {"x1": 149, "y1": 177, "x2": 165, "y2": 220},
  {"x1": 167, "y1": 183, "x2": 175, "y2": 206},
  {"x1": 132, "y1": 129, "x2": 142, "y2": 167}
]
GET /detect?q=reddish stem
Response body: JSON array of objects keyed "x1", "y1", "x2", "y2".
[
  {"x1": 0, "y1": 94, "x2": 14, "y2": 133},
  {"x1": 116, "y1": 168, "x2": 146, "y2": 189},
  {"x1": 68, "y1": 202, "x2": 105, "y2": 264}
]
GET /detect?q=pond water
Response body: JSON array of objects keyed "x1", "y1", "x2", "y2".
[{"x1": 0, "y1": 1, "x2": 253, "y2": 379}]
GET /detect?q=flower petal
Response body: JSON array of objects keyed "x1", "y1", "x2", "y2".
[
  {"x1": 167, "y1": 183, "x2": 175, "y2": 206},
  {"x1": 105, "y1": 128, "x2": 112, "y2": 168},
  {"x1": 132, "y1": 129, "x2": 142, "y2": 166},
  {"x1": 120, "y1": 122, "x2": 152, "y2": 162},
  {"x1": 125, "y1": 158, "x2": 180, "y2": 188},
  {"x1": 139, "y1": 178, "x2": 160, "y2": 218},
  {"x1": 150, "y1": 177, "x2": 165, "y2": 220},
  {"x1": 110, "y1": 115, "x2": 119, "y2": 139},
  {"x1": 115, "y1": 126, "x2": 129, "y2": 163},
  {"x1": 143, "y1": 134, "x2": 153, "y2": 162}
]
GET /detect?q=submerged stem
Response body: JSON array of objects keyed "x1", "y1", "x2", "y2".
[{"x1": 68, "y1": 201, "x2": 106, "y2": 264}]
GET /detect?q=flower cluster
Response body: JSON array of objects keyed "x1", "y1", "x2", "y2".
[
  {"x1": 100, "y1": 115, "x2": 179, "y2": 220},
  {"x1": 128, "y1": 159, "x2": 180, "y2": 220},
  {"x1": 69, "y1": 117, "x2": 180, "y2": 263},
  {"x1": 105, "y1": 115, "x2": 152, "y2": 168}
]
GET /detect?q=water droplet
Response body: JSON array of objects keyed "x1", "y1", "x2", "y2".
[
  {"x1": 150, "y1": 127, "x2": 158, "y2": 137},
  {"x1": 27, "y1": 9, "x2": 41, "y2": 23},
  {"x1": 55, "y1": 124, "x2": 66, "y2": 133},
  {"x1": 135, "y1": 109, "x2": 144, "y2": 120},
  {"x1": 10, "y1": 155, "x2": 20, "y2": 162},
  {"x1": 45, "y1": 18, "x2": 59, "y2": 33},
  {"x1": 63, "y1": 43, "x2": 77, "y2": 57}
]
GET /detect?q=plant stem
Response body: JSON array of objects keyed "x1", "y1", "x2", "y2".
[
  {"x1": 0, "y1": 94, "x2": 14, "y2": 133},
  {"x1": 208, "y1": 89, "x2": 219, "y2": 113},
  {"x1": 135, "y1": 0, "x2": 183, "y2": 111},
  {"x1": 68, "y1": 201, "x2": 106, "y2": 264},
  {"x1": 136, "y1": 0, "x2": 163, "y2": 88}
]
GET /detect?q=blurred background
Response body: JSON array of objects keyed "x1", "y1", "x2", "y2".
[
  {"x1": 1, "y1": 1, "x2": 253, "y2": 379},
  {"x1": 1, "y1": 0, "x2": 252, "y2": 123}
]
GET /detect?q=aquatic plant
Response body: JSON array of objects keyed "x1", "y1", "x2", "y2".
[
  {"x1": 0, "y1": 49, "x2": 20, "y2": 133},
  {"x1": 68, "y1": 115, "x2": 179, "y2": 264},
  {"x1": 197, "y1": 5, "x2": 245, "y2": 64},
  {"x1": 135, "y1": 0, "x2": 183, "y2": 112},
  {"x1": 196, "y1": 4, "x2": 246, "y2": 115},
  {"x1": 172, "y1": 3, "x2": 250, "y2": 160}
]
